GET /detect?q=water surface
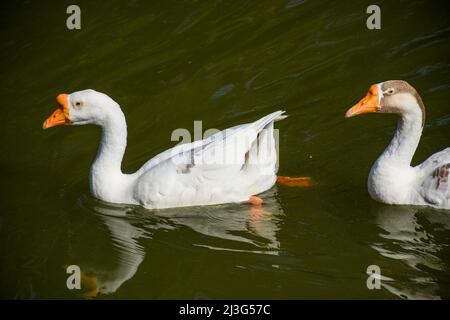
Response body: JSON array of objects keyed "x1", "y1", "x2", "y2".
[{"x1": 1, "y1": 0, "x2": 449, "y2": 299}]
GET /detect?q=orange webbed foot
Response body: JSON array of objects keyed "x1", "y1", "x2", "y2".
[
  {"x1": 248, "y1": 195, "x2": 263, "y2": 206},
  {"x1": 277, "y1": 176, "x2": 314, "y2": 187}
]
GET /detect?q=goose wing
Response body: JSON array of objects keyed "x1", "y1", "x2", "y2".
[
  {"x1": 417, "y1": 148, "x2": 450, "y2": 207},
  {"x1": 134, "y1": 111, "x2": 286, "y2": 208},
  {"x1": 138, "y1": 111, "x2": 286, "y2": 174}
]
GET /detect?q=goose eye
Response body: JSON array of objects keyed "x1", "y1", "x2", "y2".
[
  {"x1": 75, "y1": 101, "x2": 83, "y2": 108},
  {"x1": 384, "y1": 88, "x2": 395, "y2": 95}
]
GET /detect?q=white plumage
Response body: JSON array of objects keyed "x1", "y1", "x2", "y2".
[
  {"x1": 43, "y1": 89, "x2": 286, "y2": 209},
  {"x1": 346, "y1": 80, "x2": 449, "y2": 209}
]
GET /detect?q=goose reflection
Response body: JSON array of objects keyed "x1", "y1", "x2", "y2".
[
  {"x1": 76, "y1": 204, "x2": 147, "y2": 298},
  {"x1": 151, "y1": 189, "x2": 283, "y2": 253},
  {"x1": 76, "y1": 189, "x2": 284, "y2": 298},
  {"x1": 371, "y1": 204, "x2": 450, "y2": 299}
]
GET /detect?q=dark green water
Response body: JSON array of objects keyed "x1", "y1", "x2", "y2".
[{"x1": 1, "y1": 0, "x2": 450, "y2": 299}]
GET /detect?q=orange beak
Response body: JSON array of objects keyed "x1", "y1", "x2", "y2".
[
  {"x1": 345, "y1": 84, "x2": 380, "y2": 118},
  {"x1": 42, "y1": 94, "x2": 71, "y2": 129}
]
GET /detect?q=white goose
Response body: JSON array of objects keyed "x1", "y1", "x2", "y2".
[
  {"x1": 346, "y1": 80, "x2": 449, "y2": 209},
  {"x1": 43, "y1": 89, "x2": 311, "y2": 209}
]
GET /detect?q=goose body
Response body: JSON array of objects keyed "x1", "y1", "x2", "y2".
[
  {"x1": 43, "y1": 90, "x2": 288, "y2": 209},
  {"x1": 346, "y1": 80, "x2": 449, "y2": 209}
]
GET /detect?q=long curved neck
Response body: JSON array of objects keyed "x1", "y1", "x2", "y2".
[
  {"x1": 378, "y1": 109, "x2": 423, "y2": 167},
  {"x1": 89, "y1": 107, "x2": 128, "y2": 201},
  {"x1": 96, "y1": 112, "x2": 127, "y2": 171}
]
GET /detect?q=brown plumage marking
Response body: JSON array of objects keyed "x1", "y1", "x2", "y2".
[
  {"x1": 433, "y1": 163, "x2": 449, "y2": 190},
  {"x1": 381, "y1": 80, "x2": 426, "y2": 126}
]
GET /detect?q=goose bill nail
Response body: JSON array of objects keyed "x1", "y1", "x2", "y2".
[{"x1": 42, "y1": 108, "x2": 70, "y2": 129}]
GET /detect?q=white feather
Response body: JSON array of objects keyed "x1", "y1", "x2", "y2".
[{"x1": 65, "y1": 90, "x2": 287, "y2": 209}]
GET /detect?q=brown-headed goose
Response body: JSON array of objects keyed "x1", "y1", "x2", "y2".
[{"x1": 346, "y1": 80, "x2": 449, "y2": 209}]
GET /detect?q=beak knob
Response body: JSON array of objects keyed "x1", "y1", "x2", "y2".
[{"x1": 42, "y1": 93, "x2": 71, "y2": 129}]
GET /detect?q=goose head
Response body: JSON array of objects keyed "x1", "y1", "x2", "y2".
[
  {"x1": 42, "y1": 89, "x2": 121, "y2": 129},
  {"x1": 345, "y1": 80, "x2": 425, "y2": 125}
]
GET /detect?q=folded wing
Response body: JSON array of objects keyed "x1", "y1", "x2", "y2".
[{"x1": 417, "y1": 148, "x2": 450, "y2": 207}]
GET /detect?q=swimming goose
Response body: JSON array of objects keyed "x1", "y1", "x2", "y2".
[
  {"x1": 346, "y1": 80, "x2": 449, "y2": 209},
  {"x1": 43, "y1": 89, "x2": 311, "y2": 209}
]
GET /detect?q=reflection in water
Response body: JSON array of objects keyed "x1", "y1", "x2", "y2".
[
  {"x1": 154, "y1": 189, "x2": 283, "y2": 254},
  {"x1": 77, "y1": 204, "x2": 147, "y2": 298},
  {"x1": 76, "y1": 189, "x2": 283, "y2": 298},
  {"x1": 372, "y1": 205, "x2": 450, "y2": 299}
]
